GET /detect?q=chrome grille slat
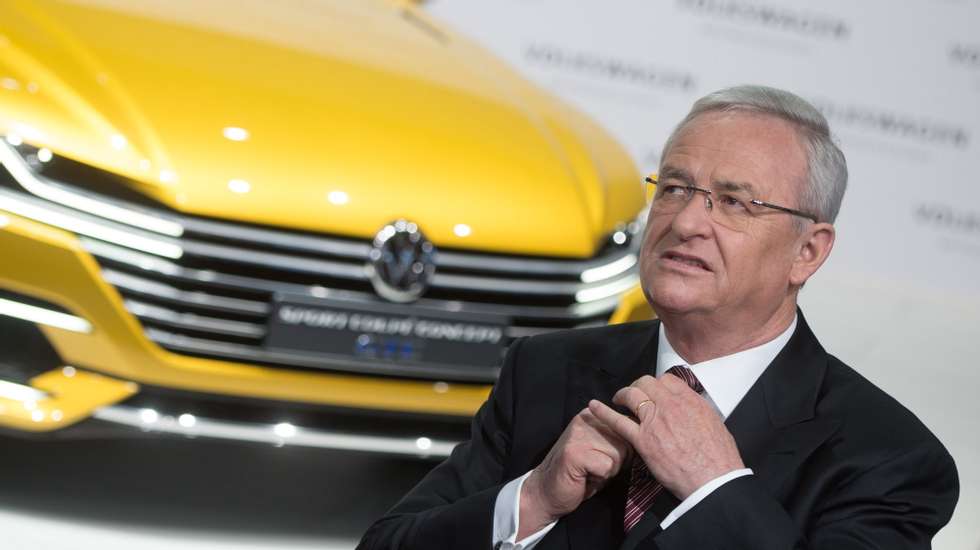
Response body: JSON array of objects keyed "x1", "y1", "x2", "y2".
[
  {"x1": 181, "y1": 212, "x2": 634, "y2": 277},
  {"x1": 430, "y1": 271, "x2": 630, "y2": 296},
  {"x1": 84, "y1": 239, "x2": 623, "y2": 321},
  {"x1": 180, "y1": 216, "x2": 371, "y2": 260},
  {"x1": 436, "y1": 248, "x2": 627, "y2": 276},
  {"x1": 84, "y1": 238, "x2": 313, "y2": 294},
  {"x1": 181, "y1": 237, "x2": 637, "y2": 296},
  {"x1": 103, "y1": 268, "x2": 269, "y2": 316},
  {"x1": 124, "y1": 299, "x2": 266, "y2": 339},
  {"x1": 0, "y1": 187, "x2": 183, "y2": 257},
  {"x1": 4, "y1": 179, "x2": 628, "y2": 298},
  {"x1": 181, "y1": 239, "x2": 368, "y2": 281}
]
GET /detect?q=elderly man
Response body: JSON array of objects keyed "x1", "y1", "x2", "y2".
[{"x1": 357, "y1": 85, "x2": 958, "y2": 550}]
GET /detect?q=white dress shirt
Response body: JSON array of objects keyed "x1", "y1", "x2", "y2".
[{"x1": 492, "y1": 316, "x2": 798, "y2": 550}]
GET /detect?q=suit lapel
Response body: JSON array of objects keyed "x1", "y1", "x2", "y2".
[
  {"x1": 726, "y1": 312, "x2": 839, "y2": 491},
  {"x1": 730, "y1": 315, "x2": 843, "y2": 510},
  {"x1": 556, "y1": 321, "x2": 659, "y2": 550}
]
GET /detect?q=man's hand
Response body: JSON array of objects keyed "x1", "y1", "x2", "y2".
[
  {"x1": 519, "y1": 407, "x2": 631, "y2": 539},
  {"x1": 589, "y1": 374, "x2": 745, "y2": 500}
]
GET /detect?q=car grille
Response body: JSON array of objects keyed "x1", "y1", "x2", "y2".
[{"x1": 0, "y1": 141, "x2": 642, "y2": 383}]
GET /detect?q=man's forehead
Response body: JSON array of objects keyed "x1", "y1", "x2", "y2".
[{"x1": 660, "y1": 111, "x2": 807, "y2": 196}]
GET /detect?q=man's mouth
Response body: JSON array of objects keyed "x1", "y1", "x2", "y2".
[{"x1": 661, "y1": 251, "x2": 711, "y2": 271}]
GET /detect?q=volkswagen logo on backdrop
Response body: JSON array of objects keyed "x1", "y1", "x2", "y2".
[{"x1": 366, "y1": 219, "x2": 436, "y2": 303}]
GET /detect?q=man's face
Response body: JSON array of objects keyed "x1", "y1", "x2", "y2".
[{"x1": 640, "y1": 111, "x2": 809, "y2": 323}]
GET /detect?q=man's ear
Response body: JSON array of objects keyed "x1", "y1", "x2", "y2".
[{"x1": 790, "y1": 222, "x2": 835, "y2": 286}]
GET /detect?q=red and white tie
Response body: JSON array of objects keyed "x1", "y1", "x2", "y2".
[{"x1": 623, "y1": 365, "x2": 705, "y2": 532}]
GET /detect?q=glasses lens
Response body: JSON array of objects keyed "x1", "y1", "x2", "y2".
[
  {"x1": 709, "y1": 189, "x2": 757, "y2": 231},
  {"x1": 651, "y1": 184, "x2": 690, "y2": 214},
  {"x1": 650, "y1": 183, "x2": 757, "y2": 231}
]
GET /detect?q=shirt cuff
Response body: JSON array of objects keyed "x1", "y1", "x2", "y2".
[
  {"x1": 659, "y1": 468, "x2": 754, "y2": 529},
  {"x1": 492, "y1": 470, "x2": 558, "y2": 550}
]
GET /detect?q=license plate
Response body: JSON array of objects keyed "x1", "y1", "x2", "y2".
[{"x1": 265, "y1": 294, "x2": 508, "y2": 369}]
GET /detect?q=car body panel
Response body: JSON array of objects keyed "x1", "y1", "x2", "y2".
[
  {"x1": 0, "y1": 1, "x2": 654, "y2": 444},
  {"x1": 0, "y1": 366, "x2": 137, "y2": 432},
  {"x1": 0, "y1": 0, "x2": 643, "y2": 257}
]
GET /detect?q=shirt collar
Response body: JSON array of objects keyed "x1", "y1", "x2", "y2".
[{"x1": 656, "y1": 315, "x2": 797, "y2": 419}]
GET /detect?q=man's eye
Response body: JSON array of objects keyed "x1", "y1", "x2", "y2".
[
  {"x1": 719, "y1": 194, "x2": 749, "y2": 209},
  {"x1": 663, "y1": 185, "x2": 688, "y2": 195}
]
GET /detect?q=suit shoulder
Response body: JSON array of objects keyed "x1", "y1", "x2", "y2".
[
  {"x1": 516, "y1": 320, "x2": 658, "y2": 365},
  {"x1": 819, "y1": 355, "x2": 953, "y2": 463}
]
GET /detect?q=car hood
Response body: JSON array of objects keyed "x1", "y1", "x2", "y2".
[{"x1": 0, "y1": 0, "x2": 643, "y2": 257}]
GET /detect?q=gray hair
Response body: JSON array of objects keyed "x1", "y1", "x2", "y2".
[{"x1": 660, "y1": 85, "x2": 848, "y2": 226}]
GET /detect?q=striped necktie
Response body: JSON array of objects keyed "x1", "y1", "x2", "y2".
[{"x1": 623, "y1": 365, "x2": 705, "y2": 532}]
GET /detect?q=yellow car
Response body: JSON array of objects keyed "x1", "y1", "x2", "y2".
[{"x1": 0, "y1": 0, "x2": 650, "y2": 457}]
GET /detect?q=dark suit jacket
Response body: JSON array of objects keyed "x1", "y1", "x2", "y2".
[{"x1": 357, "y1": 313, "x2": 959, "y2": 549}]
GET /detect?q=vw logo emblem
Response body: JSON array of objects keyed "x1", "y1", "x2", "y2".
[{"x1": 366, "y1": 219, "x2": 436, "y2": 303}]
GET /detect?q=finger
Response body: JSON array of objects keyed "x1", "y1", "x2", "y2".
[
  {"x1": 632, "y1": 375, "x2": 666, "y2": 402},
  {"x1": 580, "y1": 406, "x2": 615, "y2": 432},
  {"x1": 630, "y1": 374, "x2": 657, "y2": 391},
  {"x1": 639, "y1": 373, "x2": 686, "y2": 398},
  {"x1": 612, "y1": 386, "x2": 657, "y2": 422},
  {"x1": 588, "y1": 399, "x2": 640, "y2": 447},
  {"x1": 582, "y1": 452, "x2": 618, "y2": 499},
  {"x1": 581, "y1": 448, "x2": 617, "y2": 480},
  {"x1": 591, "y1": 410, "x2": 640, "y2": 469},
  {"x1": 578, "y1": 409, "x2": 632, "y2": 466},
  {"x1": 659, "y1": 373, "x2": 688, "y2": 395},
  {"x1": 642, "y1": 375, "x2": 679, "y2": 402},
  {"x1": 612, "y1": 386, "x2": 645, "y2": 408}
]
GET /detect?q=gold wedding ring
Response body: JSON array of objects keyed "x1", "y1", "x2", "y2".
[{"x1": 635, "y1": 399, "x2": 653, "y2": 417}]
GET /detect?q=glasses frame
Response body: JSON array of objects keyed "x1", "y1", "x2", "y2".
[{"x1": 645, "y1": 177, "x2": 819, "y2": 224}]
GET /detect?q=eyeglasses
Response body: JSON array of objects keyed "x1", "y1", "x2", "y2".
[{"x1": 645, "y1": 176, "x2": 819, "y2": 231}]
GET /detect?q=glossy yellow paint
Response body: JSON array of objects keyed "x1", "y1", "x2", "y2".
[
  {"x1": 609, "y1": 286, "x2": 657, "y2": 325},
  {"x1": 0, "y1": 1, "x2": 655, "y2": 430},
  {"x1": 0, "y1": 0, "x2": 645, "y2": 258},
  {"x1": 0, "y1": 367, "x2": 137, "y2": 432}
]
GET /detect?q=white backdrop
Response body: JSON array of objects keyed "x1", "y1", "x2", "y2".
[{"x1": 426, "y1": 1, "x2": 980, "y2": 548}]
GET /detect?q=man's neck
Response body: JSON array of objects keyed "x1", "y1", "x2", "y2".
[{"x1": 659, "y1": 302, "x2": 798, "y2": 364}]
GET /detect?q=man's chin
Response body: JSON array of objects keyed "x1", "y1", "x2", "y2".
[{"x1": 647, "y1": 290, "x2": 713, "y2": 318}]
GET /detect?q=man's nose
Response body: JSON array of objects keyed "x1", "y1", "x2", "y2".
[{"x1": 670, "y1": 192, "x2": 713, "y2": 239}]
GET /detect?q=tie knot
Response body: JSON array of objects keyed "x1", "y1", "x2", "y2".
[{"x1": 666, "y1": 365, "x2": 705, "y2": 395}]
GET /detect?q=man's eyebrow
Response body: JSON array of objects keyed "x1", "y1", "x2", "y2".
[
  {"x1": 658, "y1": 167, "x2": 755, "y2": 194},
  {"x1": 713, "y1": 180, "x2": 756, "y2": 194},
  {"x1": 657, "y1": 166, "x2": 696, "y2": 185}
]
